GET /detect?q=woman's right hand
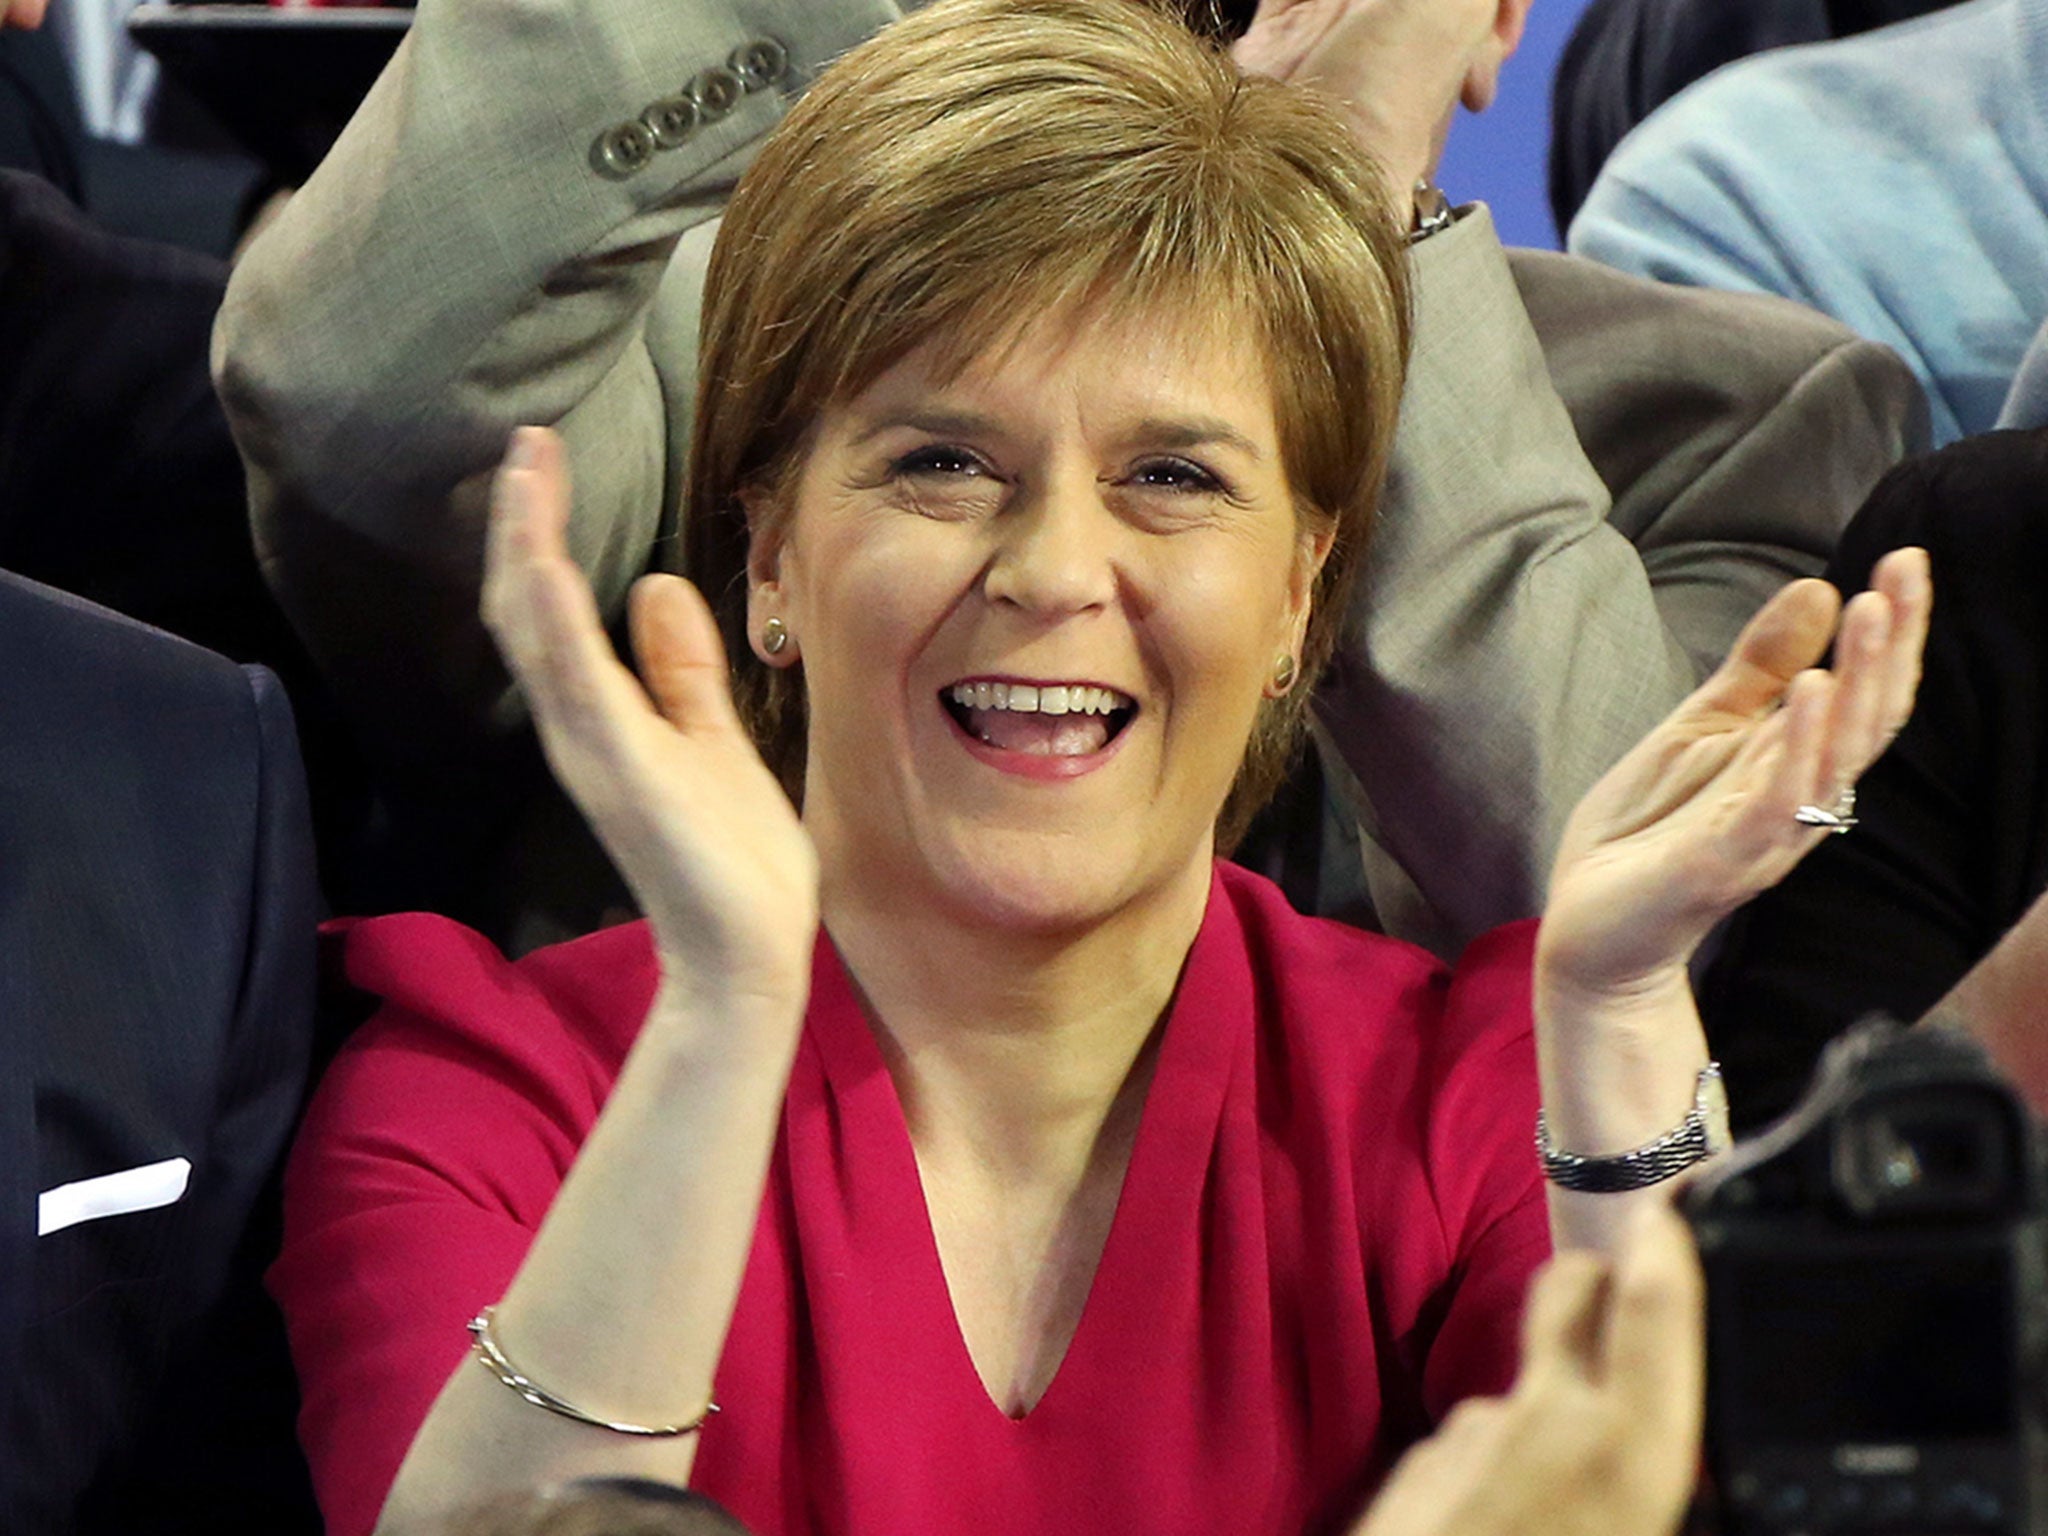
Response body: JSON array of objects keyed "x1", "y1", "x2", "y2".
[
  {"x1": 377, "y1": 429, "x2": 816, "y2": 1526},
  {"x1": 483, "y1": 426, "x2": 819, "y2": 1012}
]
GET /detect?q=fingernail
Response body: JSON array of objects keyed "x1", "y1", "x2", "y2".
[
  {"x1": 491, "y1": 459, "x2": 522, "y2": 510},
  {"x1": 507, "y1": 427, "x2": 541, "y2": 471}
]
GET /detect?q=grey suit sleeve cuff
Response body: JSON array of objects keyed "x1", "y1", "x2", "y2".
[{"x1": 217, "y1": 0, "x2": 907, "y2": 773}]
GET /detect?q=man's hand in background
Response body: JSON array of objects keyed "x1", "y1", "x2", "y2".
[{"x1": 1233, "y1": 0, "x2": 1530, "y2": 205}]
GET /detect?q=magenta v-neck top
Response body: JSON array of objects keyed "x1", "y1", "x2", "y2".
[{"x1": 273, "y1": 864, "x2": 1547, "y2": 1536}]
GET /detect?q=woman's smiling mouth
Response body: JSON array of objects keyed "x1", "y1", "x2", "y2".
[{"x1": 942, "y1": 679, "x2": 1138, "y2": 758}]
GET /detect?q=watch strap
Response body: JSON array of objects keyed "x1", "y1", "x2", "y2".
[
  {"x1": 1408, "y1": 178, "x2": 1455, "y2": 244},
  {"x1": 1536, "y1": 1064, "x2": 1728, "y2": 1193}
]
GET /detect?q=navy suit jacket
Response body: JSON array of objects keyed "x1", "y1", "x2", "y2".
[{"x1": 0, "y1": 571, "x2": 321, "y2": 1532}]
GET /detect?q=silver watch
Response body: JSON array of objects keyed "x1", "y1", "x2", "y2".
[
  {"x1": 1536, "y1": 1064, "x2": 1731, "y2": 1193},
  {"x1": 1408, "y1": 178, "x2": 1455, "y2": 244}
]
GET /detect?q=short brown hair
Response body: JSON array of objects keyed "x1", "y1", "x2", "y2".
[{"x1": 686, "y1": 0, "x2": 1410, "y2": 848}]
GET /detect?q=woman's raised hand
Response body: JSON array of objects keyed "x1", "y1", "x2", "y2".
[
  {"x1": 381, "y1": 431, "x2": 817, "y2": 1518},
  {"x1": 482, "y1": 427, "x2": 818, "y2": 1010},
  {"x1": 1540, "y1": 547, "x2": 1931, "y2": 1006}
]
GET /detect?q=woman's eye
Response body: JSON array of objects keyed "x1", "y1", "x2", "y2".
[
  {"x1": 891, "y1": 445, "x2": 989, "y2": 479},
  {"x1": 884, "y1": 444, "x2": 1004, "y2": 519},
  {"x1": 1128, "y1": 456, "x2": 1227, "y2": 495}
]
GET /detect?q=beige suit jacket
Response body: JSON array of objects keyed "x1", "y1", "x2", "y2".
[{"x1": 214, "y1": 0, "x2": 1927, "y2": 954}]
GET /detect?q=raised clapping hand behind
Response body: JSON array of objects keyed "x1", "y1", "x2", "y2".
[
  {"x1": 1536, "y1": 549, "x2": 1932, "y2": 1251},
  {"x1": 1232, "y1": 0, "x2": 1528, "y2": 204},
  {"x1": 483, "y1": 425, "x2": 819, "y2": 1011}
]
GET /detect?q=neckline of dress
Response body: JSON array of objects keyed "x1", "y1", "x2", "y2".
[{"x1": 798, "y1": 863, "x2": 1249, "y2": 1428}]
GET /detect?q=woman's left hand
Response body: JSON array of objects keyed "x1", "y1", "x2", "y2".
[
  {"x1": 1536, "y1": 548, "x2": 1928, "y2": 1254},
  {"x1": 1540, "y1": 546, "x2": 1931, "y2": 1007}
]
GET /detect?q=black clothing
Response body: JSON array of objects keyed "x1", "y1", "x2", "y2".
[
  {"x1": 0, "y1": 571, "x2": 321, "y2": 1534},
  {"x1": 0, "y1": 30, "x2": 81, "y2": 204},
  {"x1": 0, "y1": 169, "x2": 255, "y2": 655},
  {"x1": 0, "y1": 168, "x2": 383, "y2": 915}
]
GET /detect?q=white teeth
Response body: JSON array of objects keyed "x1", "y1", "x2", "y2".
[{"x1": 947, "y1": 681, "x2": 1132, "y2": 715}]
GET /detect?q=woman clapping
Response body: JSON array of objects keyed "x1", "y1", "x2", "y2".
[{"x1": 270, "y1": 4, "x2": 1929, "y2": 1533}]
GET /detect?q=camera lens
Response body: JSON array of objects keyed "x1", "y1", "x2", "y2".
[{"x1": 1833, "y1": 1089, "x2": 2016, "y2": 1219}]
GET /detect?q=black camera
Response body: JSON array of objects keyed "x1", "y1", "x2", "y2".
[{"x1": 1687, "y1": 1020, "x2": 2048, "y2": 1534}]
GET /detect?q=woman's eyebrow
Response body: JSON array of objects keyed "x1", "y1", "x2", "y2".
[
  {"x1": 1128, "y1": 417, "x2": 1267, "y2": 462},
  {"x1": 847, "y1": 411, "x2": 1267, "y2": 462},
  {"x1": 848, "y1": 409, "x2": 1004, "y2": 446}
]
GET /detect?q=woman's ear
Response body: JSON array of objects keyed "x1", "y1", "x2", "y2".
[
  {"x1": 1265, "y1": 524, "x2": 1332, "y2": 699},
  {"x1": 1285, "y1": 523, "x2": 1336, "y2": 647},
  {"x1": 743, "y1": 493, "x2": 800, "y2": 668}
]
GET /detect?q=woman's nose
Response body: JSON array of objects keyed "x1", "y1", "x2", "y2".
[{"x1": 981, "y1": 474, "x2": 1119, "y2": 616}]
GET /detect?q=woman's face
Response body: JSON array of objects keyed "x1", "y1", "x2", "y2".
[{"x1": 750, "y1": 304, "x2": 1329, "y2": 936}]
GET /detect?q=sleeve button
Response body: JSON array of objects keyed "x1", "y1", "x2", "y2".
[
  {"x1": 731, "y1": 37, "x2": 789, "y2": 91},
  {"x1": 641, "y1": 95, "x2": 700, "y2": 149},
  {"x1": 591, "y1": 120, "x2": 658, "y2": 178},
  {"x1": 690, "y1": 65, "x2": 745, "y2": 121}
]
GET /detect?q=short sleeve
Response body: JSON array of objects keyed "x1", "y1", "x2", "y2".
[
  {"x1": 270, "y1": 914, "x2": 654, "y2": 1536},
  {"x1": 1417, "y1": 920, "x2": 1550, "y2": 1418}
]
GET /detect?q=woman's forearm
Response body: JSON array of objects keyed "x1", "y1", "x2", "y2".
[
  {"x1": 374, "y1": 971, "x2": 806, "y2": 1534},
  {"x1": 1534, "y1": 960, "x2": 1714, "y2": 1256}
]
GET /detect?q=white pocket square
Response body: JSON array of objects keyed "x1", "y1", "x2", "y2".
[{"x1": 39, "y1": 1156, "x2": 192, "y2": 1237}]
